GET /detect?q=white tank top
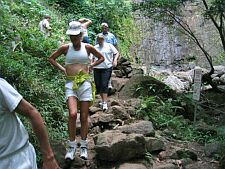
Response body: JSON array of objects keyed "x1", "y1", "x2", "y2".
[{"x1": 65, "y1": 42, "x2": 89, "y2": 65}]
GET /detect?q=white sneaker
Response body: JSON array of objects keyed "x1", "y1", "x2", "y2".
[
  {"x1": 65, "y1": 141, "x2": 76, "y2": 160},
  {"x1": 99, "y1": 102, "x2": 103, "y2": 107},
  {"x1": 102, "y1": 102, "x2": 108, "y2": 111},
  {"x1": 65, "y1": 146, "x2": 76, "y2": 160},
  {"x1": 80, "y1": 147, "x2": 88, "y2": 160}
]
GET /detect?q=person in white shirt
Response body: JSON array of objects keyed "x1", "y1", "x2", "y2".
[
  {"x1": 0, "y1": 78, "x2": 59, "y2": 169},
  {"x1": 93, "y1": 34, "x2": 119, "y2": 110},
  {"x1": 95, "y1": 23, "x2": 120, "y2": 95},
  {"x1": 38, "y1": 15, "x2": 52, "y2": 37}
]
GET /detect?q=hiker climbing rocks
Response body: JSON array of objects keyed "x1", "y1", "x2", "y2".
[
  {"x1": 48, "y1": 21, "x2": 104, "y2": 160},
  {"x1": 79, "y1": 18, "x2": 92, "y2": 44}
]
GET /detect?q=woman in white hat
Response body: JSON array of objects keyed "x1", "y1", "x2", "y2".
[{"x1": 48, "y1": 21, "x2": 104, "y2": 161}]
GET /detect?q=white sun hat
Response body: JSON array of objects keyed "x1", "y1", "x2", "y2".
[{"x1": 66, "y1": 21, "x2": 83, "y2": 35}]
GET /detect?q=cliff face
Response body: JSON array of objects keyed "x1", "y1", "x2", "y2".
[{"x1": 132, "y1": 1, "x2": 223, "y2": 70}]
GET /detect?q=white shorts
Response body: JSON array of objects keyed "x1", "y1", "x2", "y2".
[
  {"x1": 0, "y1": 143, "x2": 37, "y2": 169},
  {"x1": 65, "y1": 80, "x2": 93, "y2": 101}
]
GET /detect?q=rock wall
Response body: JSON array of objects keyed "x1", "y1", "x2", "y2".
[{"x1": 132, "y1": 1, "x2": 223, "y2": 73}]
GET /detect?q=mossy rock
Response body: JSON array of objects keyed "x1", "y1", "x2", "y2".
[{"x1": 119, "y1": 75, "x2": 176, "y2": 100}]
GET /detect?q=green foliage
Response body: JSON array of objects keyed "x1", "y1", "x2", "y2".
[
  {"x1": 133, "y1": 76, "x2": 176, "y2": 100},
  {"x1": 145, "y1": 151, "x2": 153, "y2": 162},
  {"x1": 135, "y1": 0, "x2": 187, "y2": 10},
  {"x1": 47, "y1": 0, "x2": 138, "y2": 59},
  {"x1": 136, "y1": 95, "x2": 224, "y2": 144},
  {"x1": 132, "y1": 0, "x2": 190, "y2": 21},
  {"x1": 137, "y1": 96, "x2": 184, "y2": 128},
  {"x1": 202, "y1": 0, "x2": 225, "y2": 51},
  {"x1": 213, "y1": 51, "x2": 225, "y2": 65},
  {"x1": 0, "y1": 1, "x2": 68, "y2": 166},
  {"x1": 203, "y1": 0, "x2": 225, "y2": 17}
]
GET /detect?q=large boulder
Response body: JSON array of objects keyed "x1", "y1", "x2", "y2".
[
  {"x1": 107, "y1": 105, "x2": 131, "y2": 120},
  {"x1": 117, "y1": 163, "x2": 148, "y2": 169},
  {"x1": 119, "y1": 75, "x2": 176, "y2": 100},
  {"x1": 163, "y1": 75, "x2": 190, "y2": 93},
  {"x1": 94, "y1": 130, "x2": 146, "y2": 162},
  {"x1": 213, "y1": 65, "x2": 225, "y2": 75},
  {"x1": 118, "y1": 120, "x2": 155, "y2": 136},
  {"x1": 90, "y1": 112, "x2": 115, "y2": 124},
  {"x1": 145, "y1": 137, "x2": 165, "y2": 152},
  {"x1": 111, "y1": 77, "x2": 129, "y2": 92}
]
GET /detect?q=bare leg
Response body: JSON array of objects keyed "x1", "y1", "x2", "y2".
[
  {"x1": 80, "y1": 101, "x2": 89, "y2": 160},
  {"x1": 67, "y1": 96, "x2": 78, "y2": 141},
  {"x1": 80, "y1": 101, "x2": 90, "y2": 140}
]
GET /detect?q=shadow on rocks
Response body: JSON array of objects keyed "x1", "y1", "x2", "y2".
[{"x1": 63, "y1": 159, "x2": 74, "y2": 169}]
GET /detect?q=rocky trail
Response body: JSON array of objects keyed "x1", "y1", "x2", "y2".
[
  {"x1": 50, "y1": 61, "x2": 225, "y2": 169},
  {"x1": 51, "y1": 88, "x2": 220, "y2": 169}
]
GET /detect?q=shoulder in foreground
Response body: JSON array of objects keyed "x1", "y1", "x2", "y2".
[
  {"x1": 84, "y1": 43, "x2": 94, "y2": 48},
  {"x1": 60, "y1": 43, "x2": 70, "y2": 49},
  {"x1": 0, "y1": 78, "x2": 12, "y2": 90},
  {"x1": 55, "y1": 44, "x2": 69, "y2": 54}
]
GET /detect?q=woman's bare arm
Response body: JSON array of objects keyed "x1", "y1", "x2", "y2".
[{"x1": 48, "y1": 45, "x2": 68, "y2": 75}]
